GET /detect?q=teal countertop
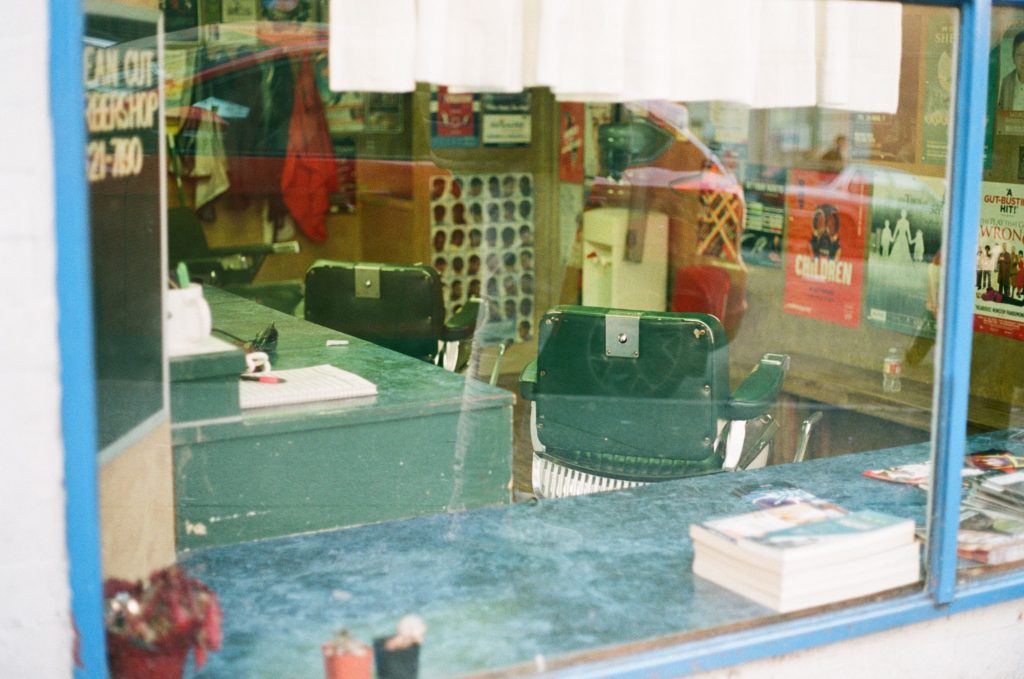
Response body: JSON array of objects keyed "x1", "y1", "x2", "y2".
[{"x1": 180, "y1": 431, "x2": 1024, "y2": 678}]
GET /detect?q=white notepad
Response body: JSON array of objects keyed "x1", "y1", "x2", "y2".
[{"x1": 239, "y1": 364, "x2": 377, "y2": 410}]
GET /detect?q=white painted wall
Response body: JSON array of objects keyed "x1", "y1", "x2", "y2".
[
  {"x1": 0, "y1": 1, "x2": 73, "y2": 677},
  {"x1": 690, "y1": 598, "x2": 1024, "y2": 678}
]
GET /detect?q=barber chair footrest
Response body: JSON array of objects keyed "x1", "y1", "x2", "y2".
[{"x1": 532, "y1": 453, "x2": 646, "y2": 499}]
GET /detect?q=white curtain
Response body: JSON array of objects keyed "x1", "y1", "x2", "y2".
[{"x1": 329, "y1": 0, "x2": 903, "y2": 112}]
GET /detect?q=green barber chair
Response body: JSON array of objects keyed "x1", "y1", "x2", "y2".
[
  {"x1": 519, "y1": 305, "x2": 791, "y2": 498},
  {"x1": 304, "y1": 260, "x2": 479, "y2": 371}
]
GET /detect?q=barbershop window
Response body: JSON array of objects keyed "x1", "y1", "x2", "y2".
[{"x1": 84, "y1": 1, "x2": 1024, "y2": 676}]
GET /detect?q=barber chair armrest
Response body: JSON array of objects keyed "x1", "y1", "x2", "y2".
[
  {"x1": 441, "y1": 298, "x2": 480, "y2": 342},
  {"x1": 519, "y1": 359, "x2": 538, "y2": 401},
  {"x1": 726, "y1": 353, "x2": 789, "y2": 421}
]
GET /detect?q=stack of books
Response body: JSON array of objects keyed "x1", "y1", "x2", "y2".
[{"x1": 689, "y1": 499, "x2": 920, "y2": 613}]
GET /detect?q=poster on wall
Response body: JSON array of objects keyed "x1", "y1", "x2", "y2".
[
  {"x1": 332, "y1": 139, "x2": 357, "y2": 213},
  {"x1": 429, "y1": 172, "x2": 535, "y2": 345},
  {"x1": 864, "y1": 171, "x2": 945, "y2": 338},
  {"x1": 314, "y1": 56, "x2": 366, "y2": 135},
  {"x1": 430, "y1": 87, "x2": 479, "y2": 148},
  {"x1": 261, "y1": 0, "x2": 320, "y2": 21},
  {"x1": 920, "y1": 13, "x2": 954, "y2": 165},
  {"x1": 323, "y1": 92, "x2": 366, "y2": 135},
  {"x1": 584, "y1": 102, "x2": 614, "y2": 179},
  {"x1": 164, "y1": 0, "x2": 200, "y2": 34},
  {"x1": 559, "y1": 102, "x2": 585, "y2": 183},
  {"x1": 782, "y1": 169, "x2": 869, "y2": 327},
  {"x1": 986, "y1": 25, "x2": 1024, "y2": 177},
  {"x1": 741, "y1": 164, "x2": 787, "y2": 267},
  {"x1": 364, "y1": 93, "x2": 404, "y2": 133},
  {"x1": 482, "y1": 93, "x2": 531, "y2": 146},
  {"x1": 559, "y1": 182, "x2": 584, "y2": 267},
  {"x1": 222, "y1": 0, "x2": 259, "y2": 21},
  {"x1": 974, "y1": 182, "x2": 1024, "y2": 341}
]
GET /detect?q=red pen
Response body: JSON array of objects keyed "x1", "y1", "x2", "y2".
[{"x1": 240, "y1": 374, "x2": 287, "y2": 384}]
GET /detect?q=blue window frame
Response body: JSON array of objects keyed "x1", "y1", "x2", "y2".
[{"x1": 53, "y1": 0, "x2": 1024, "y2": 676}]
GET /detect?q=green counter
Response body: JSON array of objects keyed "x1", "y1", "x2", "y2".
[{"x1": 171, "y1": 287, "x2": 513, "y2": 551}]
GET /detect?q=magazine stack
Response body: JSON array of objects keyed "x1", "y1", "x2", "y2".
[
  {"x1": 959, "y1": 470, "x2": 1024, "y2": 565},
  {"x1": 689, "y1": 499, "x2": 920, "y2": 613}
]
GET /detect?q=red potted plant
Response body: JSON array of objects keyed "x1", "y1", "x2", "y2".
[{"x1": 103, "y1": 566, "x2": 223, "y2": 679}]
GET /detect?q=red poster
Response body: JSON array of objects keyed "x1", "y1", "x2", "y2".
[
  {"x1": 783, "y1": 168, "x2": 869, "y2": 327},
  {"x1": 436, "y1": 87, "x2": 475, "y2": 139},
  {"x1": 559, "y1": 102, "x2": 584, "y2": 183}
]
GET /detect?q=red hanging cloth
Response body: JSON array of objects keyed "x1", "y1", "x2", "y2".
[{"x1": 282, "y1": 56, "x2": 337, "y2": 242}]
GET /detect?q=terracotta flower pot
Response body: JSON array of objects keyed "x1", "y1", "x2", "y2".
[{"x1": 108, "y1": 642, "x2": 190, "y2": 679}]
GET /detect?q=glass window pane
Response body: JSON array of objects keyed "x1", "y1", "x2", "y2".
[{"x1": 87, "y1": 2, "x2": 988, "y2": 676}]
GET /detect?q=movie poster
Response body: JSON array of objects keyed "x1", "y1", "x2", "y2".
[
  {"x1": 975, "y1": 182, "x2": 1024, "y2": 341},
  {"x1": 741, "y1": 164, "x2": 787, "y2": 267},
  {"x1": 559, "y1": 102, "x2": 584, "y2": 183},
  {"x1": 865, "y1": 171, "x2": 945, "y2": 337},
  {"x1": 986, "y1": 25, "x2": 1024, "y2": 178},
  {"x1": 783, "y1": 169, "x2": 869, "y2": 327},
  {"x1": 921, "y1": 13, "x2": 954, "y2": 165},
  {"x1": 429, "y1": 172, "x2": 535, "y2": 346},
  {"x1": 431, "y1": 87, "x2": 479, "y2": 148}
]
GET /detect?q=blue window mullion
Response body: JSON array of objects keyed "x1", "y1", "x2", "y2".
[
  {"x1": 927, "y1": 0, "x2": 991, "y2": 605},
  {"x1": 51, "y1": 0, "x2": 107, "y2": 676}
]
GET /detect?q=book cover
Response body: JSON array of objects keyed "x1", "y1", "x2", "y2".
[
  {"x1": 979, "y1": 470, "x2": 1024, "y2": 502},
  {"x1": 731, "y1": 481, "x2": 817, "y2": 508},
  {"x1": 783, "y1": 169, "x2": 869, "y2": 327},
  {"x1": 863, "y1": 463, "x2": 932, "y2": 486},
  {"x1": 967, "y1": 450, "x2": 1024, "y2": 473}
]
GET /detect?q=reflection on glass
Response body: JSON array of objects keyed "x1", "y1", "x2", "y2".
[{"x1": 89, "y1": 3, "x2": 1024, "y2": 678}]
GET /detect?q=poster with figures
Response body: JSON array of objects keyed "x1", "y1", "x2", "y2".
[
  {"x1": 783, "y1": 169, "x2": 869, "y2": 327},
  {"x1": 429, "y1": 172, "x2": 535, "y2": 346},
  {"x1": 741, "y1": 164, "x2": 787, "y2": 267},
  {"x1": 975, "y1": 182, "x2": 1024, "y2": 341},
  {"x1": 865, "y1": 171, "x2": 945, "y2": 338}
]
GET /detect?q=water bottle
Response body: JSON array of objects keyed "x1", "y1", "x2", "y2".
[{"x1": 883, "y1": 347, "x2": 902, "y2": 393}]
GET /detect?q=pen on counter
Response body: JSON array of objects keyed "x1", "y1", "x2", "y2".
[{"x1": 240, "y1": 374, "x2": 287, "y2": 384}]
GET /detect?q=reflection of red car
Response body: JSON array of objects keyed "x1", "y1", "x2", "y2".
[
  {"x1": 171, "y1": 23, "x2": 335, "y2": 197},
  {"x1": 584, "y1": 103, "x2": 748, "y2": 335}
]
